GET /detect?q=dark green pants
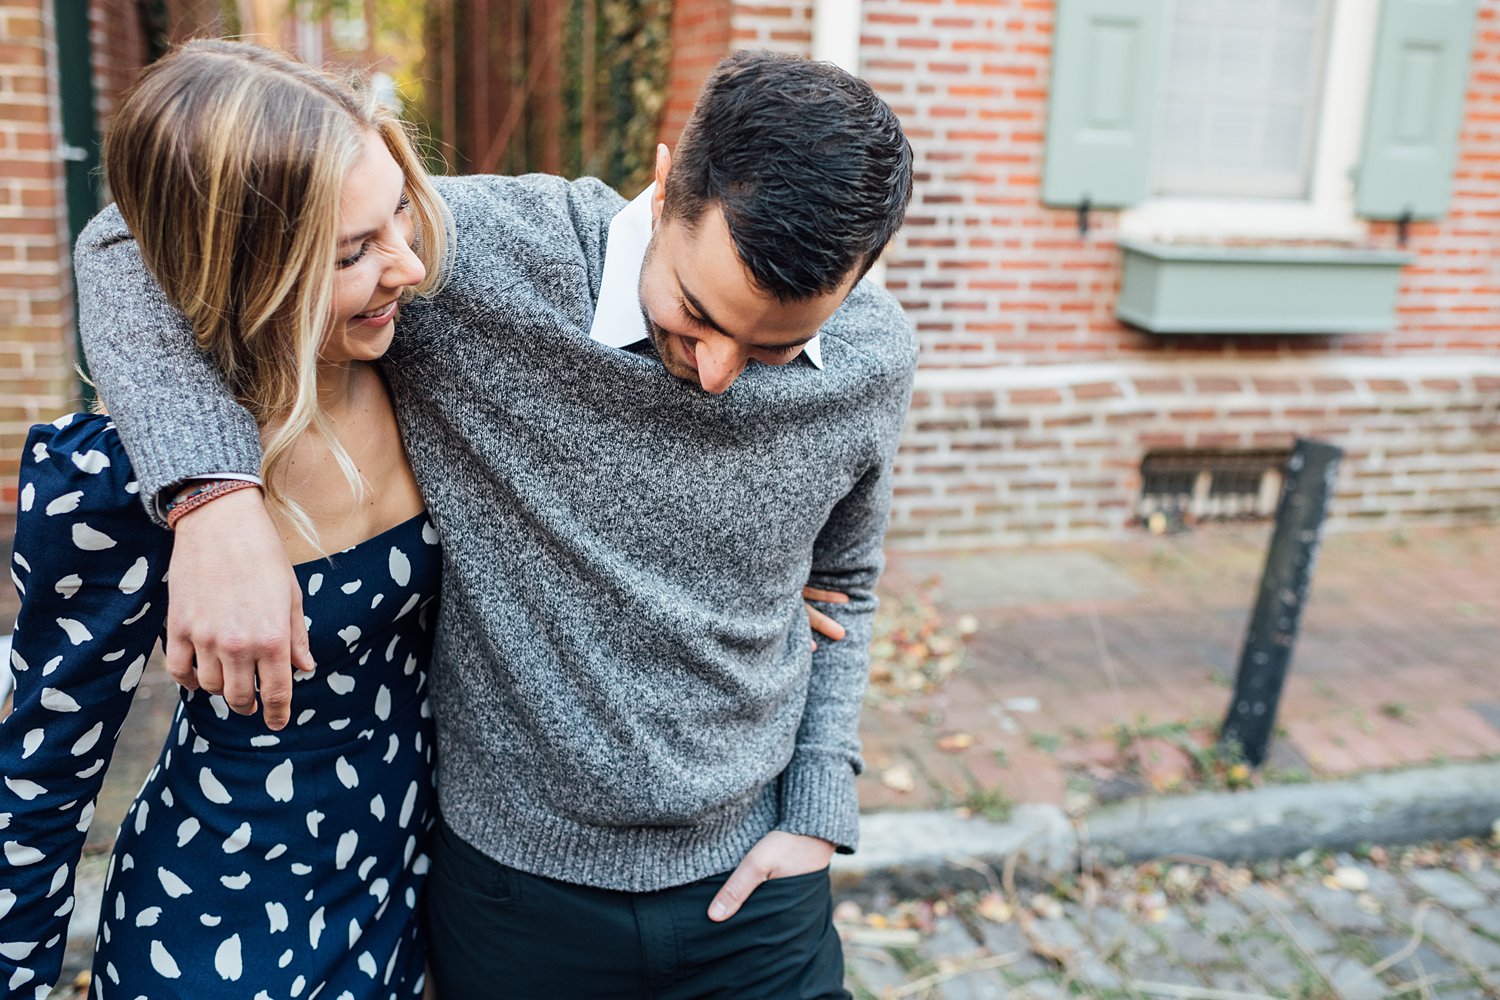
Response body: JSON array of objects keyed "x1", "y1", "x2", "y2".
[{"x1": 424, "y1": 820, "x2": 851, "y2": 999}]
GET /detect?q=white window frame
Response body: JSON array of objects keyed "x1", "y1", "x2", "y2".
[{"x1": 1117, "y1": 0, "x2": 1380, "y2": 244}]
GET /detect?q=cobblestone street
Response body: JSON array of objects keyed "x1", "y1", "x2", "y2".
[
  {"x1": 837, "y1": 840, "x2": 1500, "y2": 1000},
  {"x1": 44, "y1": 839, "x2": 1500, "y2": 1000}
]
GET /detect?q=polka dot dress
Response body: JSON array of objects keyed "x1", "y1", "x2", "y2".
[{"x1": 0, "y1": 414, "x2": 441, "y2": 999}]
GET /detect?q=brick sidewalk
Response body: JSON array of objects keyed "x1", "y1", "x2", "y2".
[{"x1": 859, "y1": 522, "x2": 1500, "y2": 819}]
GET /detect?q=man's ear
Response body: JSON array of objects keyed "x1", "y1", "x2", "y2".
[{"x1": 650, "y1": 144, "x2": 671, "y2": 227}]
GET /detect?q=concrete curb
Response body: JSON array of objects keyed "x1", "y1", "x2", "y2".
[{"x1": 832, "y1": 760, "x2": 1500, "y2": 897}]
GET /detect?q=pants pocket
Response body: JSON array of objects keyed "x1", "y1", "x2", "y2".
[
  {"x1": 754, "y1": 865, "x2": 832, "y2": 902},
  {"x1": 429, "y1": 820, "x2": 515, "y2": 905}
]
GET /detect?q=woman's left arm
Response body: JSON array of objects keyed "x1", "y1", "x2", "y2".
[{"x1": 0, "y1": 417, "x2": 171, "y2": 997}]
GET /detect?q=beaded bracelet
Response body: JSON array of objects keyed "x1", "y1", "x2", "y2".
[{"x1": 165, "y1": 480, "x2": 259, "y2": 530}]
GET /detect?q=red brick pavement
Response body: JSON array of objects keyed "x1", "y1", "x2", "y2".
[{"x1": 861, "y1": 522, "x2": 1500, "y2": 814}]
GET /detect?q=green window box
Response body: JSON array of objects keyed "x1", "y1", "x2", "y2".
[{"x1": 1116, "y1": 240, "x2": 1412, "y2": 335}]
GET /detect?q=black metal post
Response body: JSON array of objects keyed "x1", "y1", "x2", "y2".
[{"x1": 1220, "y1": 438, "x2": 1344, "y2": 767}]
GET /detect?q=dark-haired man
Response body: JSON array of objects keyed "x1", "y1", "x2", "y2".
[{"x1": 75, "y1": 50, "x2": 916, "y2": 996}]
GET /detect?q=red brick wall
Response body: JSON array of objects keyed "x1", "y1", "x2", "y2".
[
  {"x1": 725, "y1": 0, "x2": 1500, "y2": 547},
  {"x1": 0, "y1": 0, "x2": 225, "y2": 504},
  {"x1": 660, "y1": 0, "x2": 733, "y2": 149},
  {"x1": 861, "y1": 0, "x2": 1500, "y2": 366},
  {"x1": 892, "y1": 362, "x2": 1500, "y2": 545},
  {"x1": 0, "y1": 0, "x2": 79, "y2": 504},
  {"x1": 731, "y1": 0, "x2": 812, "y2": 52},
  {"x1": 90, "y1": 0, "x2": 149, "y2": 132},
  {"x1": 92, "y1": 0, "x2": 224, "y2": 132}
]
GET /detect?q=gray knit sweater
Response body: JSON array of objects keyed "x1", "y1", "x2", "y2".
[{"x1": 74, "y1": 174, "x2": 917, "y2": 892}]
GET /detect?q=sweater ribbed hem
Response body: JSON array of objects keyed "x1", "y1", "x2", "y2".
[
  {"x1": 130, "y1": 418, "x2": 262, "y2": 528},
  {"x1": 776, "y1": 754, "x2": 860, "y2": 854},
  {"x1": 439, "y1": 781, "x2": 780, "y2": 892}
]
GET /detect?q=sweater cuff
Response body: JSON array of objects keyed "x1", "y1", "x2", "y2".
[
  {"x1": 133, "y1": 443, "x2": 262, "y2": 529},
  {"x1": 150, "y1": 472, "x2": 264, "y2": 526},
  {"x1": 776, "y1": 753, "x2": 860, "y2": 854}
]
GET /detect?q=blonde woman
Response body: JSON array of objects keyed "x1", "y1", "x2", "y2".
[{"x1": 0, "y1": 40, "x2": 449, "y2": 997}]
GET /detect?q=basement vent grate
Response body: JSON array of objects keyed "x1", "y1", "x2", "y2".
[{"x1": 1138, "y1": 449, "x2": 1290, "y2": 524}]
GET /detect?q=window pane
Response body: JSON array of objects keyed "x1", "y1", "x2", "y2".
[
  {"x1": 1276, "y1": 0, "x2": 1323, "y2": 19},
  {"x1": 1216, "y1": 29, "x2": 1269, "y2": 100},
  {"x1": 1271, "y1": 28, "x2": 1317, "y2": 94},
  {"x1": 1263, "y1": 105, "x2": 1308, "y2": 172},
  {"x1": 1153, "y1": 0, "x2": 1332, "y2": 200}
]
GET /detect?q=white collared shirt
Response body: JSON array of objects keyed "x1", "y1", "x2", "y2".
[{"x1": 586, "y1": 184, "x2": 824, "y2": 369}]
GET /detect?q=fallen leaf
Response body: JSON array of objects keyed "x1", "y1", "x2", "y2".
[
  {"x1": 1166, "y1": 864, "x2": 1200, "y2": 894},
  {"x1": 833, "y1": 901, "x2": 863, "y2": 925},
  {"x1": 1029, "y1": 893, "x2": 1064, "y2": 920},
  {"x1": 976, "y1": 892, "x2": 1013, "y2": 924},
  {"x1": 937, "y1": 732, "x2": 975, "y2": 753},
  {"x1": 881, "y1": 765, "x2": 916, "y2": 793},
  {"x1": 1064, "y1": 789, "x2": 1094, "y2": 816},
  {"x1": 1224, "y1": 867, "x2": 1254, "y2": 893},
  {"x1": 842, "y1": 926, "x2": 922, "y2": 947},
  {"x1": 1139, "y1": 890, "x2": 1169, "y2": 923},
  {"x1": 1329, "y1": 866, "x2": 1370, "y2": 892}
]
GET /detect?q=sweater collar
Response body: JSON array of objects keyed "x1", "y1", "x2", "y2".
[{"x1": 586, "y1": 184, "x2": 824, "y2": 369}]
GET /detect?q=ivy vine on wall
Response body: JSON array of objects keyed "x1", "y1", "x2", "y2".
[{"x1": 421, "y1": 0, "x2": 672, "y2": 195}]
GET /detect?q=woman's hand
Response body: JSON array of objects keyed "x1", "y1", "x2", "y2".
[{"x1": 802, "y1": 585, "x2": 849, "y2": 651}]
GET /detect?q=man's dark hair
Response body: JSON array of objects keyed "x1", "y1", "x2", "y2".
[{"x1": 663, "y1": 50, "x2": 914, "y2": 302}]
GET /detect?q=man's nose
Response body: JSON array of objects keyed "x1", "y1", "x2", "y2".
[{"x1": 694, "y1": 338, "x2": 748, "y2": 395}]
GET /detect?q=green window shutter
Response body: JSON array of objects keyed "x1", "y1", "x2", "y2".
[
  {"x1": 1356, "y1": 0, "x2": 1479, "y2": 220},
  {"x1": 1041, "y1": 0, "x2": 1167, "y2": 209}
]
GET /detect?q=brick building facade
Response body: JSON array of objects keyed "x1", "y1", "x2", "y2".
[
  {"x1": 0, "y1": 0, "x2": 75, "y2": 500},
  {"x1": 4, "y1": 0, "x2": 1497, "y2": 547},
  {"x1": 0, "y1": 0, "x2": 219, "y2": 506},
  {"x1": 712, "y1": 0, "x2": 1500, "y2": 547}
]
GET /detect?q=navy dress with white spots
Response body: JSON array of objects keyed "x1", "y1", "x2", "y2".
[{"x1": 0, "y1": 413, "x2": 441, "y2": 999}]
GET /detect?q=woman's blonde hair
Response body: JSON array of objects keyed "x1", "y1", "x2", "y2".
[{"x1": 102, "y1": 38, "x2": 450, "y2": 546}]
